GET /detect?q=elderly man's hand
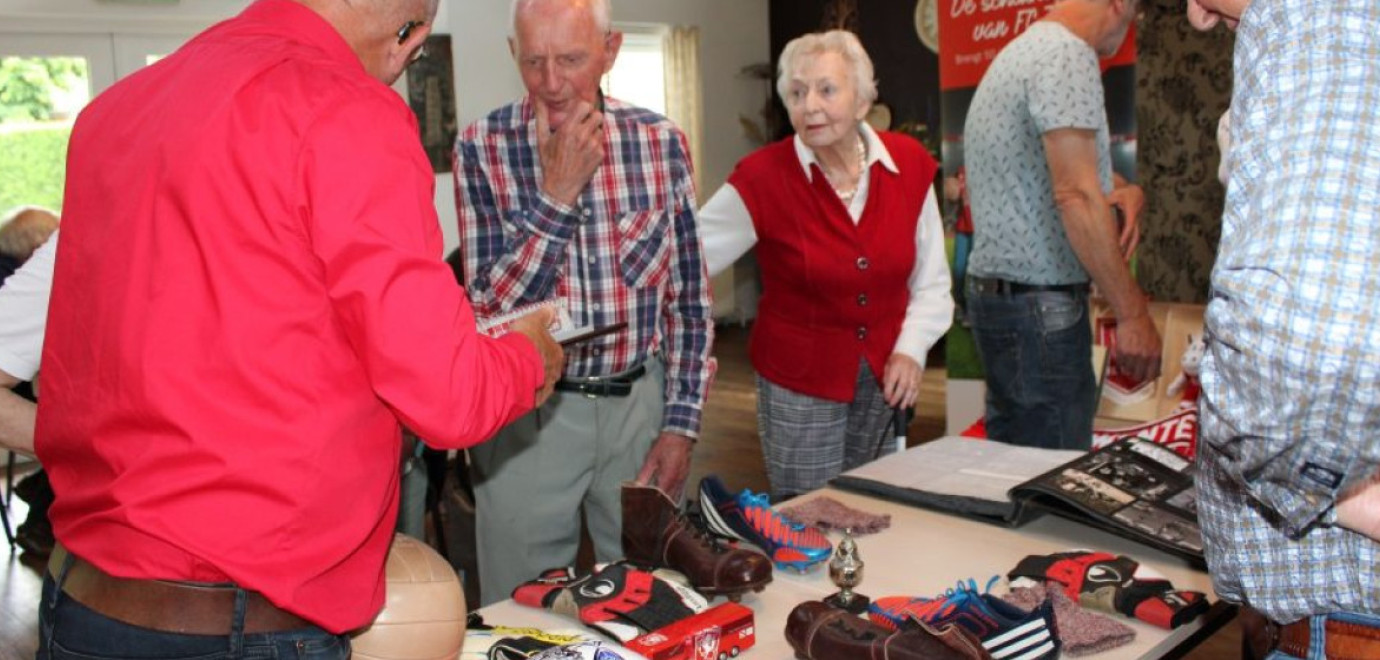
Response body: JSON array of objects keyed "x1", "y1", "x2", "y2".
[
  {"x1": 635, "y1": 432, "x2": 694, "y2": 501},
  {"x1": 536, "y1": 100, "x2": 605, "y2": 207},
  {"x1": 508, "y1": 306, "x2": 565, "y2": 406}
]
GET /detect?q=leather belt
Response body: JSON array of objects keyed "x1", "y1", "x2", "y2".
[
  {"x1": 554, "y1": 364, "x2": 647, "y2": 398},
  {"x1": 1242, "y1": 605, "x2": 1380, "y2": 660},
  {"x1": 969, "y1": 276, "x2": 1089, "y2": 296},
  {"x1": 1279, "y1": 617, "x2": 1380, "y2": 659},
  {"x1": 49, "y1": 542, "x2": 312, "y2": 635}
]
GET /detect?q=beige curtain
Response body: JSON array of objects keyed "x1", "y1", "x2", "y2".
[{"x1": 663, "y1": 26, "x2": 703, "y2": 197}]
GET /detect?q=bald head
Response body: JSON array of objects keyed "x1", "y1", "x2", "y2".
[
  {"x1": 0, "y1": 206, "x2": 58, "y2": 261},
  {"x1": 1047, "y1": 0, "x2": 1137, "y2": 57},
  {"x1": 295, "y1": 0, "x2": 438, "y2": 84}
]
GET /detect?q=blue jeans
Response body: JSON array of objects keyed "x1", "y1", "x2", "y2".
[
  {"x1": 38, "y1": 573, "x2": 349, "y2": 660},
  {"x1": 1264, "y1": 612, "x2": 1380, "y2": 660},
  {"x1": 966, "y1": 280, "x2": 1095, "y2": 450}
]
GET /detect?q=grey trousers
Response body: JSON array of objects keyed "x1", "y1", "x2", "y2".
[
  {"x1": 756, "y1": 358, "x2": 895, "y2": 501},
  {"x1": 469, "y1": 359, "x2": 664, "y2": 605}
]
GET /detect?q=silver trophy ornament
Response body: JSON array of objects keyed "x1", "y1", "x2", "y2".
[{"x1": 824, "y1": 528, "x2": 869, "y2": 613}]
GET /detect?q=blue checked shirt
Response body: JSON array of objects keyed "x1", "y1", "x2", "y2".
[
  {"x1": 1197, "y1": 0, "x2": 1380, "y2": 623},
  {"x1": 453, "y1": 97, "x2": 713, "y2": 437}
]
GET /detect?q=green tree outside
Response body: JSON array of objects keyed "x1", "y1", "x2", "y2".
[
  {"x1": 0, "y1": 56, "x2": 86, "y2": 122},
  {"x1": 1, "y1": 56, "x2": 87, "y2": 213},
  {"x1": 0, "y1": 126, "x2": 69, "y2": 212}
]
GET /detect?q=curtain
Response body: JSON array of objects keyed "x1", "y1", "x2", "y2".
[{"x1": 663, "y1": 25, "x2": 704, "y2": 197}]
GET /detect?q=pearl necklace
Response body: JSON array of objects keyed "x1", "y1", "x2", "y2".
[{"x1": 830, "y1": 136, "x2": 868, "y2": 204}]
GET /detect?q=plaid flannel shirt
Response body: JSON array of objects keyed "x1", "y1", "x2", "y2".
[
  {"x1": 1197, "y1": 0, "x2": 1380, "y2": 623},
  {"x1": 453, "y1": 96, "x2": 712, "y2": 438}
]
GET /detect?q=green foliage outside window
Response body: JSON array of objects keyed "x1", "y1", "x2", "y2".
[
  {"x1": 0, "y1": 125, "x2": 70, "y2": 212},
  {"x1": 0, "y1": 56, "x2": 86, "y2": 122},
  {"x1": 1, "y1": 56, "x2": 86, "y2": 213}
]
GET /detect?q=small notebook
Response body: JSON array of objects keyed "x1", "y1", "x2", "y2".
[{"x1": 477, "y1": 299, "x2": 625, "y2": 346}]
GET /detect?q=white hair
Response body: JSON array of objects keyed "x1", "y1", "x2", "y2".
[
  {"x1": 775, "y1": 30, "x2": 878, "y2": 106},
  {"x1": 509, "y1": 0, "x2": 611, "y2": 37}
]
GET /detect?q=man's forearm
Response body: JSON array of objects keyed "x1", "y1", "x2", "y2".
[
  {"x1": 1043, "y1": 129, "x2": 1149, "y2": 321},
  {"x1": 0, "y1": 387, "x2": 37, "y2": 456},
  {"x1": 1058, "y1": 187, "x2": 1148, "y2": 320}
]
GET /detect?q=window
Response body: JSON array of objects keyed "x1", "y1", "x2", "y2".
[
  {"x1": 0, "y1": 32, "x2": 188, "y2": 213},
  {"x1": 602, "y1": 27, "x2": 666, "y2": 116},
  {"x1": 0, "y1": 54, "x2": 92, "y2": 212}
]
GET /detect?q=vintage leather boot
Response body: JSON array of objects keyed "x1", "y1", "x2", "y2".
[
  {"x1": 621, "y1": 482, "x2": 773, "y2": 599},
  {"x1": 785, "y1": 601, "x2": 993, "y2": 660}
]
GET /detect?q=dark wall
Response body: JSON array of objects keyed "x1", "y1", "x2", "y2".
[
  {"x1": 1134, "y1": 0, "x2": 1234, "y2": 303},
  {"x1": 768, "y1": 0, "x2": 942, "y2": 152}
]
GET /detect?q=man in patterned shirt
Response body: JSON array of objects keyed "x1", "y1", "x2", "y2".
[
  {"x1": 962, "y1": 0, "x2": 1160, "y2": 450},
  {"x1": 453, "y1": 0, "x2": 713, "y2": 604},
  {"x1": 1192, "y1": 1, "x2": 1380, "y2": 657}
]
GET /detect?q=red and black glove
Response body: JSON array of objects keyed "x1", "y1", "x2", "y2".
[
  {"x1": 512, "y1": 563, "x2": 706, "y2": 642},
  {"x1": 1009, "y1": 551, "x2": 1209, "y2": 629}
]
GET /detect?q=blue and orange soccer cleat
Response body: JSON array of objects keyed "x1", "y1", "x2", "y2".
[
  {"x1": 697, "y1": 475, "x2": 832, "y2": 572},
  {"x1": 869, "y1": 578, "x2": 1060, "y2": 660}
]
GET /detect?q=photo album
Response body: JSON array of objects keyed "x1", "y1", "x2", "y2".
[{"x1": 832, "y1": 436, "x2": 1205, "y2": 567}]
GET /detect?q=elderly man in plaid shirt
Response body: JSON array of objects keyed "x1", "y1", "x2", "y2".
[
  {"x1": 1193, "y1": 1, "x2": 1380, "y2": 658},
  {"x1": 453, "y1": 0, "x2": 713, "y2": 605}
]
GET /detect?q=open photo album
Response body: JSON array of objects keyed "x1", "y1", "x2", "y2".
[{"x1": 832, "y1": 436, "x2": 1205, "y2": 567}]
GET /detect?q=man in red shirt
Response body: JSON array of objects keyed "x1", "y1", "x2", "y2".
[{"x1": 34, "y1": 0, "x2": 562, "y2": 656}]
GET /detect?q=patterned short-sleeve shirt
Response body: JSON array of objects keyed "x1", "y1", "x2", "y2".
[{"x1": 964, "y1": 22, "x2": 1112, "y2": 285}]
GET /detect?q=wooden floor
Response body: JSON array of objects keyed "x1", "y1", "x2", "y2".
[{"x1": 0, "y1": 323, "x2": 1236, "y2": 659}]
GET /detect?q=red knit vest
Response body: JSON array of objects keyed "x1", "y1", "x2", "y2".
[{"x1": 729, "y1": 132, "x2": 938, "y2": 402}]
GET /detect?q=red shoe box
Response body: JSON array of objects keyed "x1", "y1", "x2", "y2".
[{"x1": 625, "y1": 602, "x2": 756, "y2": 660}]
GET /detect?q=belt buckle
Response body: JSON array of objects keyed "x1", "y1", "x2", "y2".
[
  {"x1": 976, "y1": 277, "x2": 1009, "y2": 296},
  {"x1": 578, "y1": 379, "x2": 607, "y2": 399}
]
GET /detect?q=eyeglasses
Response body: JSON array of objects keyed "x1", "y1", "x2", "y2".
[{"x1": 397, "y1": 20, "x2": 428, "y2": 64}]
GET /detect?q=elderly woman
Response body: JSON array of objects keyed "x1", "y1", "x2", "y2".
[{"x1": 700, "y1": 30, "x2": 953, "y2": 499}]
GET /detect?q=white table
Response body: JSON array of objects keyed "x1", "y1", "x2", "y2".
[{"x1": 478, "y1": 487, "x2": 1233, "y2": 659}]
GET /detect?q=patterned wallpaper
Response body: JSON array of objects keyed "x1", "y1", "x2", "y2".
[{"x1": 1134, "y1": 0, "x2": 1236, "y2": 303}]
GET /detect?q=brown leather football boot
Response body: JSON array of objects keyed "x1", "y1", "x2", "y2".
[
  {"x1": 621, "y1": 482, "x2": 773, "y2": 599},
  {"x1": 785, "y1": 601, "x2": 993, "y2": 660}
]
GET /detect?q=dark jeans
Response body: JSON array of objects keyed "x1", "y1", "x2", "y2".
[
  {"x1": 38, "y1": 574, "x2": 349, "y2": 660},
  {"x1": 966, "y1": 280, "x2": 1096, "y2": 450}
]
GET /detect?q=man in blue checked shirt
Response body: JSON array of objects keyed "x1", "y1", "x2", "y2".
[
  {"x1": 1192, "y1": 1, "x2": 1380, "y2": 658},
  {"x1": 452, "y1": 0, "x2": 713, "y2": 605}
]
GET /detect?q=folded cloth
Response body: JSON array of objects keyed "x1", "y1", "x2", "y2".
[
  {"x1": 1002, "y1": 583, "x2": 1136, "y2": 656},
  {"x1": 1009, "y1": 551, "x2": 1210, "y2": 629},
  {"x1": 779, "y1": 495, "x2": 891, "y2": 534}
]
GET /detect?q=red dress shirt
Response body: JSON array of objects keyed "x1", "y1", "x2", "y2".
[{"x1": 35, "y1": 0, "x2": 542, "y2": 633}]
